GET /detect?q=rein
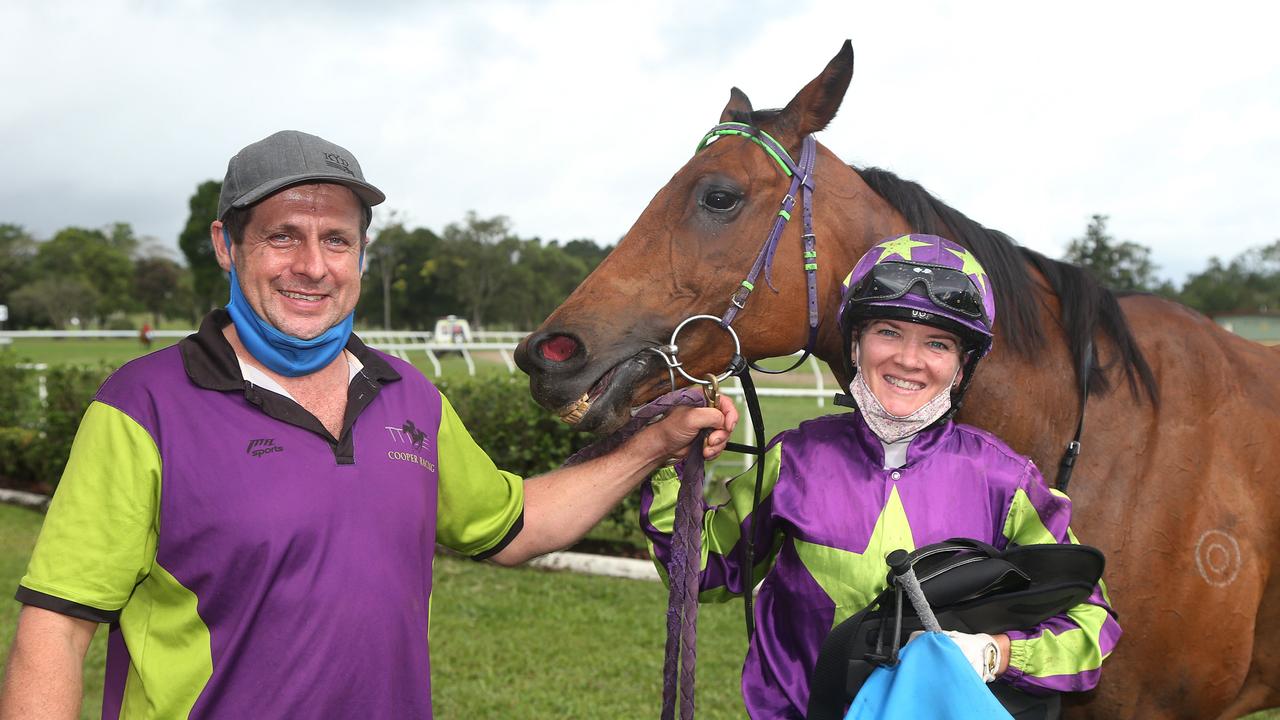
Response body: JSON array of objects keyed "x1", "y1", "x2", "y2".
[{"x1": 655, "y1": 123, "x2": 821, "y2": 719}]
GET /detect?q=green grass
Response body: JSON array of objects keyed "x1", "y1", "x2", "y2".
[
  {"x1": 2, "y1": 504, "x2": 1278, "y2": 718},
  {"x1": 4, "y1": 344, "x2": 1279, "y2": 716},
  {"x1": 431, "y1": 553, "x2": 748, "y2": 718},
  {"x1": 1, "y1": 338, "x2": 179, "y2": 367},
  {"x1": 0, "y1": 505, "x2": 106, "y2": 719}
]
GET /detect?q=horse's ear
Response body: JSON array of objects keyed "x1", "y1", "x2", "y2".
[
  {"x1": 719, "y1": 87, "x2": 754, "y2": 124},
  {"x1": 778, "y1": 39, "x2": 854, "y2": 137}
]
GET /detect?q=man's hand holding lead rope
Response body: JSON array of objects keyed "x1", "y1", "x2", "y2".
[
  {"x1": 644, "y1": 394, "x2": 739, "y2": 466},
  {"x1": 489, "y1": 393, "x2": 738, "y2": 566}
]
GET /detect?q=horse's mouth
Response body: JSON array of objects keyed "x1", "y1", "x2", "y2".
[
  {"x1": 555, "y1": 350, "x2": 666, "y2": 433},
  {"x1": 555, "y1": 366, "x2": 620, "y2": 425}
]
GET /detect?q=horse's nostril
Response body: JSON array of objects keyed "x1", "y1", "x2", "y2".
[{"x1": 539, "y1": 335, "x2": 579, "y2": 363}]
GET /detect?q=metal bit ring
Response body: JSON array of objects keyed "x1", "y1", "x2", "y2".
[{"x1": 668, "y1": 315, "x2": 741, "y2": 386}]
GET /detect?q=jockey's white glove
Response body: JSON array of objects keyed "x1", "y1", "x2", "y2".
[{"x1": 909, "y1": 630, "x2": 1002, "y2": 682}]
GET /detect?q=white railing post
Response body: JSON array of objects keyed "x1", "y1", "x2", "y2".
[
  {"x1": 808, "y1": 355, "x2": 826, "y2": 408},
  {"x1": 14, "y1": 363, "x2": 48, "y2": 404},
  {"x1": 497, "y1": 348, "x2": 516, "y2": 374}
]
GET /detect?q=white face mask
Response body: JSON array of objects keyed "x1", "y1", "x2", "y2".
[{"x1": 849, "y1": 345, "x2": 960, "y2": 444}]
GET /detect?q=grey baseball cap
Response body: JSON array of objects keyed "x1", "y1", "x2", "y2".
[{"x1": 217, "y1": 130, "x2": 386, "y2": 220}]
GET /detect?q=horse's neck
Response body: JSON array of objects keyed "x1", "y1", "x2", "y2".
[
  {"x1": 808, "y1": 162, "x2": 1074, "y2": 458},
  {"x1": 810, "y1": 163, "x2": 914, "y2": 375}
]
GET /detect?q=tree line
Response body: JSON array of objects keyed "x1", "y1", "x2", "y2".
[
  {"x1": 1, "y1": 181, "x2": 611, "y2": 331},
  {"x1": 0, "y1": 184, "x2": 1276, "y2": 331},
  {"x1": 1064, "y1": 214, "x2": 1280, "y2": 313}
]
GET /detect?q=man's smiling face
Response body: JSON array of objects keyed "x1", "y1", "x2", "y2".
[{"x1": 217, "y1": 183, "x2": 364, "y2": 340}]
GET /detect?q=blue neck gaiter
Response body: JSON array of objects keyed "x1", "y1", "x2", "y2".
[{"x1": 223, "y1": 229, "x2": 357, "y2": 377}]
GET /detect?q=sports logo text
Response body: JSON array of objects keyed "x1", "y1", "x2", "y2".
[{"x1": 246, "y1": 438, "x2": 284, "y2": 457}]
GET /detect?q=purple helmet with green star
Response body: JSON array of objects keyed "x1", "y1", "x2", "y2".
[{"x1": 838, "y1": 234, "x2": 996, "y2": 358}]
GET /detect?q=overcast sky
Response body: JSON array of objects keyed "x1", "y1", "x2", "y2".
[{"x1": 2, "y1": 0, "x2": 1276, "y2": 283}]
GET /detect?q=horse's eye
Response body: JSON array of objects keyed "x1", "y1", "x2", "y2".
[{"x1": 702, "y1": 189, "x2": 741, "y2": 212}]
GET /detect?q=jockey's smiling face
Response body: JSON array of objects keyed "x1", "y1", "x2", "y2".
[{"x1": 856, "y1": 319, "x2": 963, "y2": 417}]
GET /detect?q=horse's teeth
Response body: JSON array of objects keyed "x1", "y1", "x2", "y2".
[{"x1": 558, "y1": 393, "x2": 591, "y2": 425}]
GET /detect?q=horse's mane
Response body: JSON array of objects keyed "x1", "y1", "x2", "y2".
[{"x1": 853, "y1": 166, "x2": 1158, "y2": 404}]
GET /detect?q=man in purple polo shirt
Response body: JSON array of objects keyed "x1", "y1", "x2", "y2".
[{"x1": 0, "y1": 131, "x2": 735, "y2": 719}]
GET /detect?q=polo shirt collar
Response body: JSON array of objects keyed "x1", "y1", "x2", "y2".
[{"x1": 180, "y1": 309, "x2": 401, "y2": 392}]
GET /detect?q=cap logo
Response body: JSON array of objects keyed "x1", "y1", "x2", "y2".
[
  {"x1": 324, "y1": 152, "x2": 355, "y2": 177},
  {"x1": 911, "y1": 309, "x2": 935, "y2": 321}
]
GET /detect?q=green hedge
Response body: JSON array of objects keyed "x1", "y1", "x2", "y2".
[
  {"x1": 437, "y1": 374, "x2": 644, "y2": 534},
  {"x1": 0, "y1": 365, "x2": 40, "y2": 427},
  {"x1": 0, "y1": 363, "x2": 112, "y2": 492},
  {"x1": 436, "y1": 374, "x2": 596, "y2": 477}
]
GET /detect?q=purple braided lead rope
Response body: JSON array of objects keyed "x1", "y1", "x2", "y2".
[
  {"x1": 662, "y1": 428, "x2": 707, "y2": 720},
  {"x1": 678, "y1": 436, "x2": 706, "y2": 720},
  {"x1": 660, "y1": 448, "x2": 692, "y2": 720},
  {"x1": 558, "y1": 387, "x2": 709, "y2": 719}
]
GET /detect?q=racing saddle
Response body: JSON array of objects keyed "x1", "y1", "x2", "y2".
[{"x1": 805, "y1": 538, "x2": 1105, "y2": 720}]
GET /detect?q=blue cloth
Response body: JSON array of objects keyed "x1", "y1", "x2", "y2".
[
  {"x1": 222, "y1": 228, "x2": 355, "y2": 377},
  {"x1": 845, "y1": 632, "x2": 1013, "y2": 720}
]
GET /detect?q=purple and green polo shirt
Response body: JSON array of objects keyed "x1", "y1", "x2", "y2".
[
  {"x1": 17, "y1": 310, "x2": 524, "y2": 718},
  {"x1": 641, "y1": 412, "x2": 1121, "y2": 719}
]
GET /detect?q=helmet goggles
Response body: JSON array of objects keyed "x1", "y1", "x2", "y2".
[{"x1": 846, "y1": 261, "x2": 988, "y2": 324}]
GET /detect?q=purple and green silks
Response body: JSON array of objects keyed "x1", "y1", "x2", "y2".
[{"x1": 641, "y1": 411, "x2": 1121, "y2": 719}]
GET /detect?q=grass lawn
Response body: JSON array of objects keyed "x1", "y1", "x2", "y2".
[
  {"x1": 1, "y1": 338, "x2": 179, "y2": 368},
  {"x1": 431, "y1": 552, "x2": 748, "y2": 718},
  {"x1": 4, "y1": 344, "x2": 1279, "y2": 717},
  {"x1": 0, "y1": 505, "x2": 106, "y2": 719},
  {"x1": 1, "y1": 504, "x2": 1278, "y2": 718}
]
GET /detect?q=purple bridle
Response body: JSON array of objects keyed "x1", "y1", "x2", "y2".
[
  {"x1": 658, "y1": 123, "x2": 822, "y2": 720},
  {"x1": 707, "y1": 123, "x2": 821, "y2": 361},
  {"x1": 649, "y1": 123, "x2": 821, "y2": 390}
]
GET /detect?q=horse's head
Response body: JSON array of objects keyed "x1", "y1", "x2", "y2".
[{"x1": 516, "y1": 41, "x2": 884, "y2": 433}]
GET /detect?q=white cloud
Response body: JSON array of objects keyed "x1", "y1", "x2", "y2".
[{"x1": 1, "y1": 0, "x2": 1276, "y2": 284}]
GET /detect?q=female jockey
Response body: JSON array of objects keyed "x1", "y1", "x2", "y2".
[{"x1": 640, "y1": 234, "x2": 1121, "y2": 718}]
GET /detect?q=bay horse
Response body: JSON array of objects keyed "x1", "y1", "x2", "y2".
[{"x1": 513, "y1": 41, "x2": 1280, "y2": 719}]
